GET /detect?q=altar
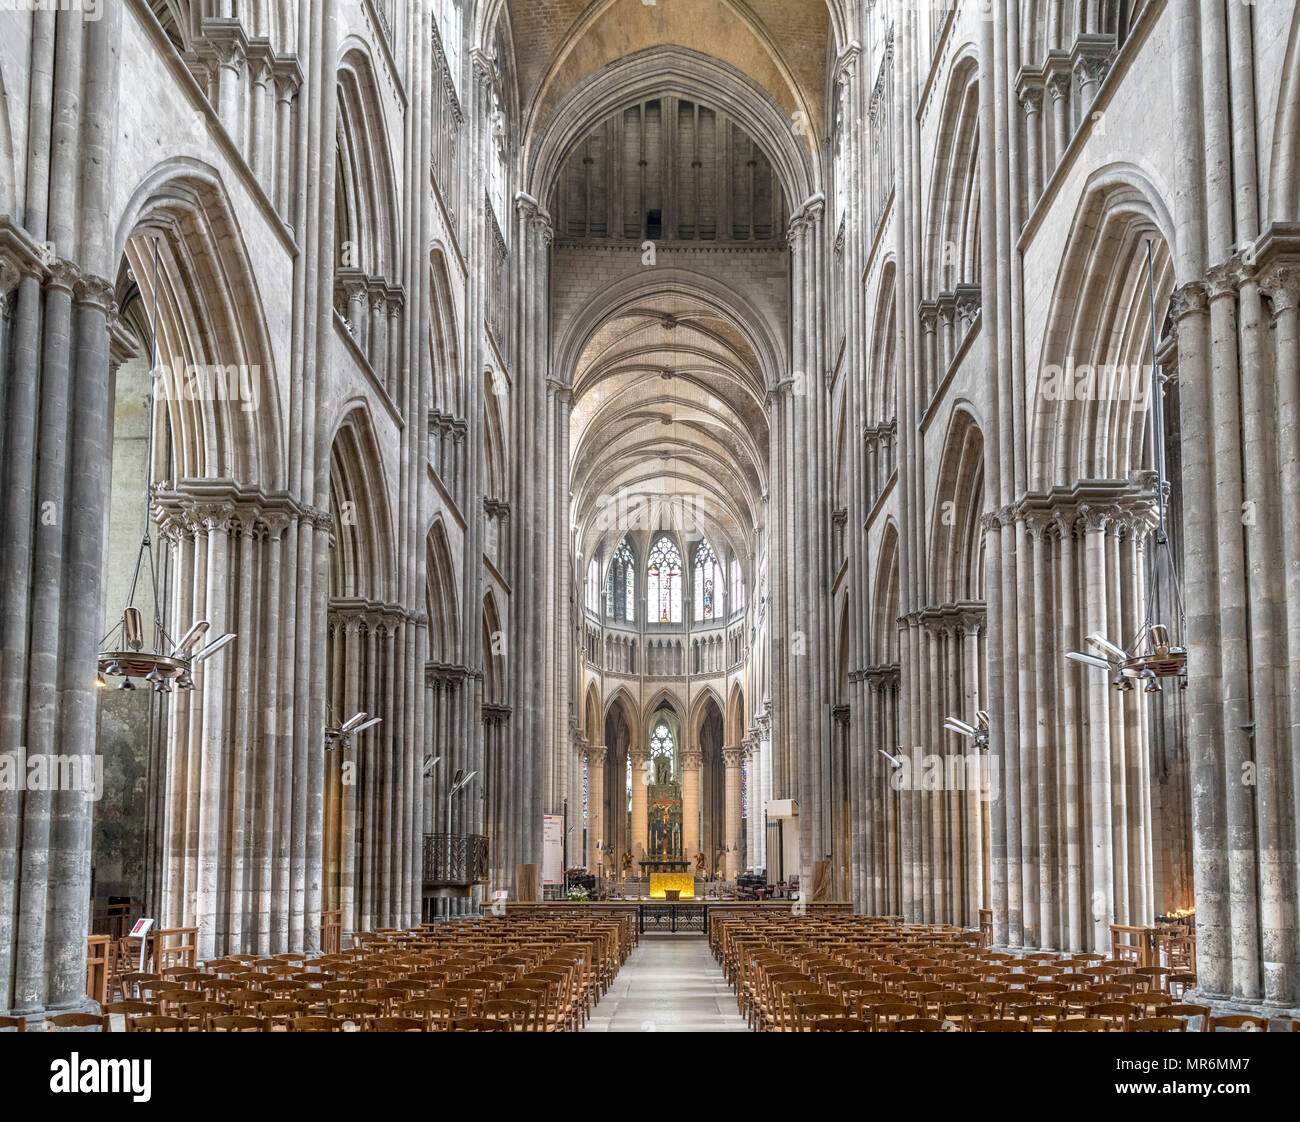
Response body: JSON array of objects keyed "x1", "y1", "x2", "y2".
[
  {"x1": 641, "y1": 857, "x2": 691, "y2": 873},
  {"x1": 648, "y1": 871, "x2": 696, "y2": 899}
]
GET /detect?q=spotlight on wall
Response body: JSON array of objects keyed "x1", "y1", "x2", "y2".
[
  {"x1": 945, "y1": 712, "x2": 990, "y2": 752},
  {"x1": 326, "y1": 710, "x2": 383, "y2": 749}
]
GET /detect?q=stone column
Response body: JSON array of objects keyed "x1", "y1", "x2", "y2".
[
  {"x1": 1019, "y1": 84, "x2": 1044, "y2": 208},
  {"x1": 745, "y1": 736, "x2": 761, "y2": 872},
  {"x1": 723, "y1": 745, "x2": 744, "y2": 880},
  {"x1": 1046, "y1": 66, "x2": 1071, "y2": 173},
  {"x1": 681, "y1": 747, "x2": 702, "y2": 865},
  {"x1": 629, "y1": 744, "x2": 649, "y2": 874},
  {"x1": 588, "y1": 745, "x2": 607, "y2": 877}
]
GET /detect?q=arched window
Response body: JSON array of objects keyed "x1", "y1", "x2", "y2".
[
  {"x1": 585, "y1": 557, "x2": 601, "y2": 613},
  {"x1": 730, "y1": 557, "x2": 745, "y2": 614},
  {"x1": 693, "y1": 539, "x2": 724, "y2": 621},
  {"x1": 646, "y1": 536, "x2": 682, "y2": 623},
  {"x1": 437, "y1": 0, "x2": 462, "y2": 96},
  {"x1": 605, "y1": 538, "x2": 635, "y2": 622},
  {"x1": 650, "y1": 720, "x2": 675, "y2": 782}
]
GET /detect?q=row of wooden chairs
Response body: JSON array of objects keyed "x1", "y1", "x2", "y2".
[
  {"x1": 12, "y1": 916, "x2": 637, "y2": 1032},
  {"x1": 711, "y1": 915, "x2": 1289, "y2": 1033}
]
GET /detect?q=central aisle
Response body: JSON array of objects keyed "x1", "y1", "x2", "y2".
[{"x1": 584, "y1": 935, "x2": 751, "y2": 1032}]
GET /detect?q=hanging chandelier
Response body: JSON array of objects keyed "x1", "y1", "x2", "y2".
[
  {"x1": 97, "y1": 236, "x2": 235, "y2": 693},
  {"x1": 1067, "y1": 239, "x2": 1187, "y2": 694}
]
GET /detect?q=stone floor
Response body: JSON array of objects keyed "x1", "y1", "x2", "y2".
[{"x1": 583, "y1": 934, "x2": 751, "y2": 1032}]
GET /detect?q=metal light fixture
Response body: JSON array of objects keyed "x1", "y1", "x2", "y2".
[
  {"x1": 325, "y1": 710, "x2": 383, "y2": 749},
  {"x1": 441, "y1": 767, "x2": 479, "y2": 881},
  {"x1": 97, "y1": 238, "x2": 236, "y2": 694},
  {"x1": 944, "y1": 709, "x2": 990, "y2": 752},
  {"x1": 1066, "y1": 241, "x2": 1187, "y2": 693}
]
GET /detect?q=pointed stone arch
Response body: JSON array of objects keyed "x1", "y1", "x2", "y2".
[
  {"x1": 928, "y1": 405, "x2": 986, "y2": 606},
  {"x1": 725, "y1": 681, "x2": 746, "y2": 746},
  {"x1": 1028, "y1": 165, "x2": 1175, "y2": 489},
  {"x1": 482, "y1": 589, "x2": 505, "y2": 706},
  {"x1": 1268, "y1": 0, "x2": 1300, "y2": 224},
  {"x1": 924, "y1": 51, "x2": 981, "y2": 297},
  {"x1": 115, "y1": 161, "x2": 285, "y2": 488},
  {"x1": 329, "y1": 404, "x2": 396, "y2": 604},
  {"x1": 335, "y1": 43, "x2": 402, "y2": 283},
  {"x1": 425, "y1": 517, "x2": 462, "y2": 664},
  {"x1": 873, "y1": 521, "x2": 901, "y2": 666}
]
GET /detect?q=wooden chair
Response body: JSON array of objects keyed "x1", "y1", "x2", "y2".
[
  {"x1": 870, "y1": 1001, "x2": 921, "y2": 1031},
  {"x1": 450, "y1": 1016, "x2": 511, "y2": 1031},
  {"x1": 894, "y1": 1018, "x2": 945, "y2": 1032},
  {"x1": 1129, "y1": 1016, "x2": 1186, "y2": 1032},
  {"x1": 372, "y1": 1016, "x2": 425, "y2": 1032},
  {"x1": 332, "y1": 1000, "x2": 381, "y2": 1030},
  {"x1": 973, "y1": 1018, "x2": 1029, "y2": 1031},
  {"x1": 793, "y1": 999, "x2": 849, "y2": 1032},
  {"x1": 210, "y1": 1015, "x2": 266, "y2": 1032},
  {"x1": 1168, "y1": 972, "x2": 1198, "y2": 999},
  {"x1": 174, "y1": 998, "x2": 232, "y2": 1030},
  {"x1": 1053, "y1": 1018, "x2": 1110, "y2": 1032},
  {"x1": 116, "y1": 972, "x2": 157, "y2": 1001},
  {"x1": 481, "y1": 998, "x2": 532, "y2": 1031},
  {"x1": 292, "y1": 1015, "x2": 342, "y2": 1032},
  {"x1": 811, "y1": 1017, "x2": 872, "y2": 1031},
  {"x1": 131, "y1": 1015, "x2": 187, "y2": 1032},
  {"x1": 45, "y1": 1013, "x2": 103, "y2": 1032},
  {"x1": 1088, "y1": 1002, "x2": 1134, "y2": 1030},
  {"x1": 1155, "y1": 1003, "x2": 1210, "y2": 1026},
  {"x1": 101, "y1": 1000, "x2": 154, "y2": 1032},
  {"x1": 939, "y1": 1001, "x2": 991, "y2": 1032},
  {"x1": 1208, "y1": 1014, "x2": 1268, "y2": 1032},
  {"x1": 0, "y1": 1015, "x2": 25, "y2": 1033}
]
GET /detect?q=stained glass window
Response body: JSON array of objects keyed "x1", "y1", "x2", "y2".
[
  {"x1": 693, "y1": 539, "x2": 724, "y2": 621},
  {"x1": 650, "y1": 722, "x2": 674, "y2": 759},
  {"x1": 650, "y1": 721, "x2": 675, "y2": 783},
  {"x1": 582, "y1": 757, "x2": 589, "y2": 825},
  {"x1": 741, "y1": 756, "x2": 748, "y2": 819},
  {"x1": 731, "y1": 558, "x2": 744, "y2": 614},
  {"x1": 646, "y1": 536, "x2": 682, "y2": 623},
  {"x1": 605, "y1": 538, "x2": 635, "y2": 622}
]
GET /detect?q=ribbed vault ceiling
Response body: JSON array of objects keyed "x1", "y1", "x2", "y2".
[
  {"x1": 504, "y1": 0, "x2": 832, "y2": 142},
  {"x1": 570, "y1": 293, "x2": 769, "y2": 569}
]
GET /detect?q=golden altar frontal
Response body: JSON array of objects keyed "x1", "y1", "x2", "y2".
[{"x1": 648, "y1": 872, "x2": 696, "y2": 899}]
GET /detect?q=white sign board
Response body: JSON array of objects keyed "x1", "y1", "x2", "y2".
[{"x1": 542, "y1": 815, "x2": 564, "y2": 885}]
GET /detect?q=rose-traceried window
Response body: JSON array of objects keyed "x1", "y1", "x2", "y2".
[
  {"x1": 646, "y1": 535, "x2": 682, "y2": 623},
  {"x1": 650, "y1": 721, "x2": 675, "y2": 782}
]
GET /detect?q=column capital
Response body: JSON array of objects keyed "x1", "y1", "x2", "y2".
[
  {"x1": 1169, "y1": 281, "x2": 1209, "y2": 321},
  {"x1": 681, "y1": 748, "x2": 702, "y2": 770},
  {"x1": 1077, "y1": 502, "x2": 1115, "y2": 533},
  {"x1": 1017, "y1": 81, "x2": 1044, "y2": 115},
  {"x1": 722, "y1": 745, "x2": 744, "y2": 768},
  {"x1": 1204, "y1": 259, "x2": 1243, "y2": 301},
  {"x1": 1261, "y1": 264, "x2": 1300, "y2": 315}
]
